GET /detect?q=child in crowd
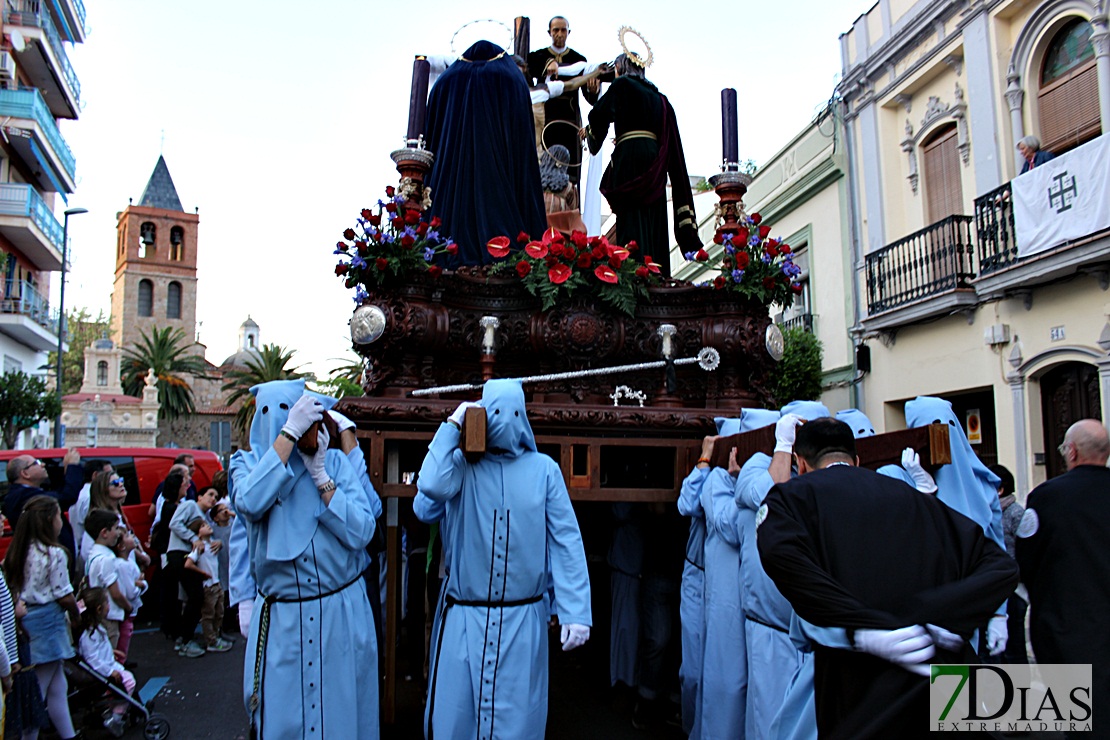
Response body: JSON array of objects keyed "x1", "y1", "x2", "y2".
[
  {"x1": 183, "y1": 513, "x2": 233, "y2": 653},
  {"x1": 77, "y1": 587, "x2": 135, "y2": 737},
  {"x1": 113, "y1": 528, "x2": 146, "y2": 661},
  {"x1": 84, "y1": 509, "x2": 131, "y2": 648},
  {"x1": 166, "y1": 484, "x2": 215, "y2": 657}
]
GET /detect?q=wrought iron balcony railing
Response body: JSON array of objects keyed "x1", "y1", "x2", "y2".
[
  {"x1": 778, "y1": 313, "x2": 814, "y2": 333},
  {"x1": 974, "y1": 181, "x2": 1016, "y2": 276},
  {"x1": 0, "y1": 279, "x2": 60, "y2": 333},
  {"x1": 4, "y1": 0, "x2": 82, "y2": 108},
  {"x1": 0, "y1": 87, "x2": 77, "y2": 180},
  {"x1": 0, "y1": 182, "x2": 66, "y2": 250},
  {"x1": 865, "y1": 214, "x2": 976, "y2": 314}
]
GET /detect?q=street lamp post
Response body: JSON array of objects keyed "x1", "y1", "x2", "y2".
[{"x1": 53, "y1": 206, "x2": 88, "y2": 448}]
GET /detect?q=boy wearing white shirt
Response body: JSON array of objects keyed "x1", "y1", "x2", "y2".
[
  {"x1": 184, "y1": 515, "x2": 232, "y2": 653},
  {"x1": 84, "y1": 510, "x2": 131, "y2": 647}
]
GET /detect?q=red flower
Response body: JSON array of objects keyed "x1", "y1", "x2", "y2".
[
  {"x1": 343, "y1": 228, "x2": 356, "y2": 241},
  {"x1": 570, "y1": 231, "x2": 588, "y2": 248},
  {"x1": 625, "y1": 240, "x2": 638, "y2": 253},
  {"x1": 516, "y1": 260, "x2": 532, "y2": 277},
  {"x1": 367, "y1": 214, "x2": 381, "y2": 227},
  {"x1": 791, "y1": 282, "x2": 803, "y2": 294},
  {"x1": 541, "y1": 227, "x2": 565, "y2": 246},
  {"x1": 385, "y1": 202, "x2": 397, "y2": 213},
  {"x1": 606, "y1": 245, "x2": 630, "y2": 262},
  {"x1": 713, "y1": 232, "x2": 724, "y2": 245},
  {"x1": 576, "y1": 254, "x2": 592, "y2": 268},
  {"x1": 334, "y1": 263, "x2": 349, "y2": 276},
  {"x1": 428, "y1": 265, "x2": 443, "y2": 278},
  {"x1": 733, "y1": 228, "x2": 750, "y2": 246},
  {"x1": 416, "y1": 222, "x2": 429, "y2": 236},
  {"x1": 376, "y1": 258, "x2": 389, "y2": 271},
  {"x1": 385, "y1": 186, "x2": 396, "y2": 197},
  {"x1": 430, "y1": 216, "x2": 442, "y2": 228},
  {"x1": 714, "y1": 276, "x2": 727, "y2": 289},
  {"x1": 517, "y1": 230, "x2": 531, "y2": 244},
  {"x1": 404, "y1": 210, "x2": 420, "y2": 225},
  {"x1": 445, "y1": 242, "x2": 458, "y2": 255},
  {"x1": 696, "y1": 249, "x2": 709, "y2": 262},
  {"x1": 548, "y1": 264, "x2": 572, "y2": 284},
  {"x1": 550, "y1": 243, "x2": 565, "y2": 258},
  {"x1": 355, "y1": 241, "x2": 368, "y2": 256},
  {"x1": 591, "y1": 246, "x2": 607, "y2": 260},
  {"x1": 759, "y1": 225, "x2": 771, "y2": 239},
  {"x1": 391, "y1": 216, "x2": 405, "y2": 230},
  {"x1": 642, "y1": 255, "x2": 661, "y2": 274},
  {"x1": 401, "y1": 234, "x2": 415, "y2": 248},
  {"x1": 595, "y1": 264, "x2": 619, "y2": 283},
  {"x1": 766, "y1": 243, "x2": 779, "y2": 258},
  {"x1": 780, "y1": 244, "x2": 791, "y2": 255},
  {"x1": 361, "y1": 208, "x2": 374, "y2": 220},
  {"x1": 635, "y1": 266, "x2": 648, "y2": 278},
  {"x1": 487, "y1": 236, "x2": 511, "y2": 258},
  {"x1": 750, "y1": 212, "x2": 762, "y2": 224},
  {"x1": 763, "y1": 277, "x2": 776, "y2": 289},
  {"x1": 525, "y1": 241, "x2": 548, "y2": 259},
  {"x1": 335, "y1": 241, "x2": 348, "y2": 252},
  {"x1": 735, "y1": 252, "x2": 750, "y2": 269},
  {"x1": 608, "y1": 256, "x2": 621, "y2": 269},
  {"x1": 545, "y1": 255, "x2": 558, "y2": 267}
]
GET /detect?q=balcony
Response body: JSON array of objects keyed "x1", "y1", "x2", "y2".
[
  {"x1": 0, "y1": 183, "x2": 65, "y2": 270},
  {"x1": 0, "y1": 87, "x2": 77, "y2": 192},
  {"x1": 862, "y1": 215, "x2": 977, "y2": 329},
  {"x1": 49, "y1": 0, "x2": 87, "y2": 43},
  {"x1": 5, "y1": 0, "x2": 82, "y2": 118},
  {"x1": 778, "y1": 312, "x2": 814, "y2": 333},
  {"x1": 0, "y1": 279, "x2": 61, "y2": 352}
]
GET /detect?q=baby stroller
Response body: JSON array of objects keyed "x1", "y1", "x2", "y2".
[{"x1": 65, "y1": 656, "x2": 171, "y2": 739}]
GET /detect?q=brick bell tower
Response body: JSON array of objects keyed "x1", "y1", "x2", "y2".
[{"x1": 110, "y1": 156, "x2": 201, "y2": 354}]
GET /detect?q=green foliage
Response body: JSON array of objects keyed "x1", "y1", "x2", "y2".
[
  {"x1": 314, "y1": 356, "x2": 366, "y2": 399},
  {"x1": 771, "y1": 327, "x2": 824, "y2": 404},
  {"x1": 45, "y1": 308, "x2": 111, "y2": 395},
  {"x1": 221, "y1": 343, "x2": 308, "y2": 442},
  {"x1": 0, "y1": 371, "x2": 60, "y2": 449},
  {"x1": 121, "y1": 326, "x2": 212, "y2": 422}
]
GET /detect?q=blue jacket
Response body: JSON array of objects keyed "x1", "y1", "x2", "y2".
[{"x1": 3, "y1": 464, "x2": 83, "y2": 566}]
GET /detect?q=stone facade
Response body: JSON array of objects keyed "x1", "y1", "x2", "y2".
[{"x1": 60, "y1": 338, "x2": 160, "y2": 448}]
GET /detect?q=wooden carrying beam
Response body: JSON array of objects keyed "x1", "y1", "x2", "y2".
[{"x1": 709, "y1": 422, "x2": 951, "y2": 470}]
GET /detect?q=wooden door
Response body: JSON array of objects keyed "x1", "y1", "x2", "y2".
[{"x1": 1040, "y1": 362, "x2": 1101, "y2": 479}]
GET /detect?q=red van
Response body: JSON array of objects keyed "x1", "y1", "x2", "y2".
[{"x1": 0, "y1": 448, "x2": 223, "y2": 559}]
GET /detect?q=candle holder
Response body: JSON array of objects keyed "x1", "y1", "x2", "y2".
[
  {"x1": 390, "y1": 137, "x2": 435, "y2": 212},
  {"x1": 479, "y1": 315, "x2": 500, "y2": 381},
  {"x1": 708, "y1": 169, "x2": 753, "y2": 244},
  {"x1": 654, "y1": 323, "x2": 683, "y2": 408}
]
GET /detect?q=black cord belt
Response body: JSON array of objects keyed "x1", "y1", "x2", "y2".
[
  {"x1": 744, "y1": 612, "x2": 789, "y2": 635},
  {"x1": 444, "y1": 593, "x2": 543, "y2": 608}
]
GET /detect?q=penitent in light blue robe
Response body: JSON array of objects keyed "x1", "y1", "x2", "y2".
[
  {"x1": 676, "y1": 466, "x2": 707, "y2": 738},
  {"x1": 230, "y1": 379, "x2": 378, "y2": 740},
  {"x1": 418, "y1": 380, "x2": 591, "y2": 740}
]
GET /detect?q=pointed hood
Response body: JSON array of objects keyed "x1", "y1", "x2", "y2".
[
  {"x1": 836, "y1": 409, "x2": 876, "y2": 439},
  {"x1": 482, "y1": 380, "x2": 535, "y2": 457},
  {"x1": 780, "y1": 400, "x2": 830, "y2": 421}
]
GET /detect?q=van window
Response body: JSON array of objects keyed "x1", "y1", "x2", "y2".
[{"x1": 0, "y1": 456, "x2": 139, "y2": 514}]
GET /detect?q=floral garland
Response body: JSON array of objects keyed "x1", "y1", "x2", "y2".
[
  {"x1": 332, "y1": 185, "x2": 456, "y2": 303},
  {"x1": 487, "y1": 228, "x2": 661, "y2": 316},
  {"x1": 684, "y1": 212, "x2": 802, "y2": 307}
]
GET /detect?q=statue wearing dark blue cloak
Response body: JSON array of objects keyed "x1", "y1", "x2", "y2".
[{"x1": 424, "y1": 41, "x2": 547, "y2": 268}]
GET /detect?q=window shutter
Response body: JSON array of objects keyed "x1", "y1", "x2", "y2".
[
  {"x1": 1039, "y1": 61, "x2": 1100, "y2": 154},
  {"x1": 923, "y1": 127, "x2": 963, "y2": 223}
]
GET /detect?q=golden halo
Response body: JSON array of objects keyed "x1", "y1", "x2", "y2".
[
  {"x1": 618, "y1": 26, "x2": 653, "y2": 69},
  {"x1": 541, "y1": 119, "x2": 585, "y2": 166},
  {"x1": 449, "y1": 19, "x2": 513, "y2": 55}
]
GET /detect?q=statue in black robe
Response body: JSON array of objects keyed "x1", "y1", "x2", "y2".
[{"x1": 424, "y1": 41, "x2": 546, "y2": 268}]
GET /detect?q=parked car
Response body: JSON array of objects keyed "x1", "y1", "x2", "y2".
[{"x1": 0, "y1": 448, "x2": 223, "y2": 559}]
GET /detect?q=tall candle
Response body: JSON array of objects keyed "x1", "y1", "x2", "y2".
[
  {"x1": 721, "y1": 88, "x2": 738, "y2": 163},
  {"x1": 407, "y1": 56, "x2": 431, "y2": 141}
]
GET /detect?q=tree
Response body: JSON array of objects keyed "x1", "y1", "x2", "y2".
[
  {"x1": 312, "y1": 355, "x2": 365, "y2": 399},
  {"x1": 0, "y1": 371, "x2": 60, "y2": 449},
  {"x1": 46, "y1": 308, "x2": 111, "y2": 395},
  {"x1": 222, "y1": 343, "x2": 309, "y2": 442},
  {"x1": 121, "y1": 326, "x2": 211, "y2": 422},
  {"x1": 770, "y1": 327, "x2": 824, "y2": 404}
]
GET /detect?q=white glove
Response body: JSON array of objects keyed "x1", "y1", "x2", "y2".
[
  {"x1": 298, "y1": 427, "x2": 330, "y2": 487},
  {"x1": 901, "y1": 448, "x2": 938, "y2": 494},
  {"x1": 560, "y1": 623, "x2": 590, "y2": 652},
  {"x1": 986, "y1": 615, "x2": 1008, "y2": 656},
  {"x1": 328, "y1": 410, "x2": 356, "y2": 433},
  {"x1": 774, "y1": 413, "x2": 803, "y2": 454},
  {"x1": 853, "y1": 625, "x2": 935, "y2": 667},
  {"x1": 448, "y1": 401, "x2": 482, "y2": 427},
  {"x1": 926, "y1": 624, "x2": 965, "y2": 652},
  {"x1": 282, "y1": 395, "x2": 324, "y2": 440}
]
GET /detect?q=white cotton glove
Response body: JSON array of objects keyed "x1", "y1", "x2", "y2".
[
  {"x1": 328, "y1": 410, "x2": 356, "y2": 433},
  {"x1": 926, "y1": 624, "x2": 966, "y2": 652},
  {"x1": 448, "y1": 401, "x2": 482, "y2": 427},
  {"x1": 901, "y1": 448, "x2": 938, "y2": 494},
  {"x1": 282, "y1": 395, "x2": 324, "y2": 440},
  {"x1": 298, "y1": 427, "x2": 331, "y2": 487},
  {"x1": 986, "y1": 615, "x2": 1008, "y2": 656},
  {"x1": 774, "y1": 413, "x2": 804, "y2": 454},
  {"x1": 560, "y1": 623, "x2": 590, "y2": 652},
  {"x1": 853, "y1": 625, "x2": 935, "y2": 668}
]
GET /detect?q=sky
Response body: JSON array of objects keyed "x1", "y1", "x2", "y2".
[{"x1": 58, "y1": 0, "x2": 871, "y2": 379}]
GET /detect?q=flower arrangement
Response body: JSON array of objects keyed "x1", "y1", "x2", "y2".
[
  {"x1": 332, "y1": 185, "x2": 456, "y2": 302},
  {"x1": 488, "y1": 228, "x2": 662, "y2": 316},
  {"x1": 684, "y1": 212, "x2": 803, "y2": 307}
]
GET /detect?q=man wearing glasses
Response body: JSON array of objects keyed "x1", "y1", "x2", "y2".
[{"x1": 4, "y1": 448, "x2": 84, "y2": 570}]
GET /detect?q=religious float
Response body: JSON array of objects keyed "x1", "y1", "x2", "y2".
[{"x1": 331, "y1": 21, "x2": 810, "y2": 721}]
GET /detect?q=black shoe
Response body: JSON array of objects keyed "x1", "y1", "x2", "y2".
[{"x1": 631, "y1": 699, "x2": 652, "y2": 731}]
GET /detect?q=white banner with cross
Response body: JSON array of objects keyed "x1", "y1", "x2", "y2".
[{"x1": 1012, "y1": 133, "x2": 1110, "y2": 259}]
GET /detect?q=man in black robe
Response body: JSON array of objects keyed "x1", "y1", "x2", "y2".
[
  {"x1": 757, "y1": 418, "x2": 1018, "y2": 739},
  {"x1": 424, "y1": 41, "x2": 546, "y2": 268},
  {"x1": 583, "y1": 54, "x2": 702, "y2": 277},
  {"x1": 1017, "y1": 418, "x2": 1110, "y2": 717},
  {"x1": 527, "y1": 16, "x2": 598, "y2": 186}
]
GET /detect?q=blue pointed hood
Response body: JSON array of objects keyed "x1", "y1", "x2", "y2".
[
  {"x1": 714, "y1": 408, "x2": 779, "y2": 437},
  {"x1": 836, "y1": 409, "x2": 876, "y2": 439},
  {"x1": 482, "y1": 379, "x2": 536, "y2": 457},
  {"x1": 780, "y1": 400, "x2": 830, "y2": 421}
]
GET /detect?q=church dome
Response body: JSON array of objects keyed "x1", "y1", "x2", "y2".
[{"x1": 220, "y1": 347, "x2": 260, "y2": 370}]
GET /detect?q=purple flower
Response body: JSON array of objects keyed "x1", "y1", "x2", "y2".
[
  {"x1": 732, "y1": 269, "x2": 744, "y2": 281},
  {"x1": 748, "y1": 235, "x2": 760, "y2": 247},
  {"x1": 366, "y1": 227, "x2": 379, "y2": 239},
  {"x1": 351, "y1": 255, "x2": 367, "y2": 269},
  {"x1": 392, "y1": 195, "x2": 406, "y2": 205},
  {"x1": 426, "y1": 229, "x2": 440, "y2": 242},
  {"x1": 724, "y1": 244, "x2": 736, "y2": 255},
  {"x1": 333, "y1": 245, "x2": 346, "y2": 255},
  {"x1": 423, "y1": 247, "x2": 435, "y2": 261},
  {"x1": 376, "y1": 199, "x2": 386, "y2": 208},
  {"x1": 403, "y1": 226, "x2": 417, "y2": 238},
  {"x1": 761, "y1": 253, "x2": 772, "y2": 263},
  {"x1": 353, "y1": 286, "x2": 369, "y2": 304},
  {"x1": 382, "y1": 233, "x2": 395, "y2": 244},
  {"x1": 684, "y1": 251, "x2": 696, "y2": 260}
]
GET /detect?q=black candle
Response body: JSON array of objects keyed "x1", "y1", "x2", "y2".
[
  {"x1": 721, "y1": 88, "x2": 738, "y2": 163},
  {"x1": 407, "y1": 56, "x2": 430, "y2": 141}
]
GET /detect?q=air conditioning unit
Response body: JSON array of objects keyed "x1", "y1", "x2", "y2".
[{"x1": 0, "y1": 52, "x2": 16, "y2": 81}]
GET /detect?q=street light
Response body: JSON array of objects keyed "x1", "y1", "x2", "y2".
[{"x1": 53, "y1": 206, "x2": 88, "y2": 448}]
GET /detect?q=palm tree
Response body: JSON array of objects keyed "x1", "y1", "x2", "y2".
[
  {"x1": 121, "y1": 326, "x2": 212, "y2": 421},
  {"x1": 222, "y1": 343, "x2": 308, "y2": 441}
]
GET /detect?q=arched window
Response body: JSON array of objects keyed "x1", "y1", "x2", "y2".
[
  {"x1": 96, "y1": 360, "x2": 108, "y2": 386},
  {"x1": 1038, "y1": 18, "x2": 1099, "y2": 154},
  {"x1": 167, "y1": 281, "x2": 182, "y2": 319},
  {"x1": 170, "y1": 226, "x2": 184, "y2": 261},
  {"x1": 138, "y1": 279, "x2": 153, "y2": 317},
  {"x1": 140, "y1": 222, "x2": 156, "y2": 247},
  {"x1": 922, "y1": 124, "x2": 963, "y2": 223}
]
